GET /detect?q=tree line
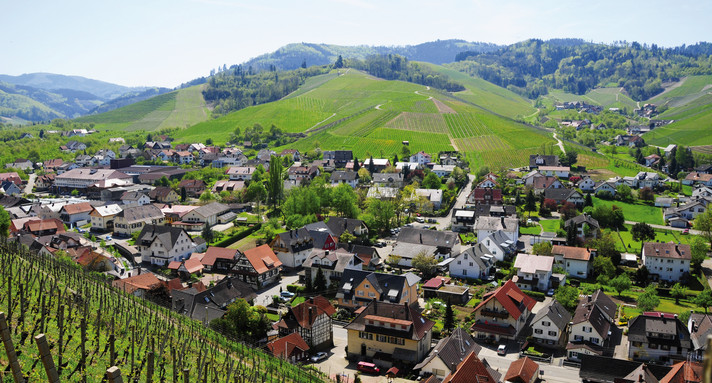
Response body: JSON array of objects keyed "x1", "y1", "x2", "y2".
[{"x1": 452, "y1": 39, "x2": 712, "y2": 100}]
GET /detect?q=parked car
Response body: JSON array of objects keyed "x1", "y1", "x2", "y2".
[
  {"x1": 280, "y1": 291, "x2": 295, "y2": 299},
  {"x1": 357, "y1": 361, "x2": 380, "y2": 374},
  {"x1": 310, "y1": 352, "x2": 327, "y2": 363},
  {"x1": 682, "y1": 229, "x2": 690, "y2": 235},
  {"x1": 546, "y1": 288, "x2": 555, "y2": 297},
  {"x1": 497, "y1": 344, "x2": 507, "y2": 356},
  {"x1": 416, "y1": 217, "x2": 424, "y2": 223}
]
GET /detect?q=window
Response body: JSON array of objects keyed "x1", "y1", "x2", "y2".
[
  {"x1": 534, "y1": 329, "x2": 543, "y2": 334},
  {"x1": 368, "y1": 292, "x2": 375, "y2": 298},
  {"x1": 457, "y1": 261, "x2": 461, "y2": 265},
  {"x1": 357, "y1": 291, "x2": 364, "y2": 296},
  {"x1": 542, "y1": 321, "x2": 551, "y2": 327},
  {"x1": 590, "y1": 337, "x2": 599, "y2": 344},
  {"x1": 569, "y1": 352, "x2": 579, "y2": 359},
  {"x1": 650, "y1": 343, "x2": 658, "y2": 349},
  {"x1": 469, "y1": 262, "x2": 474, "y2": 267},
  {"x1": 463, "y1": 270, "x2": 467, "y2": 276},
  {"x1": 548, "y1": 331, "x2": 557, "y2": 336}
]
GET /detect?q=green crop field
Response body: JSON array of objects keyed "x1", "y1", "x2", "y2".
[
  {"x1": 649, "y1": 75, "x2": 712, "y2": 107},
  {"x1": 385, "y1": 112, "x2": 449, "y2": 133},
  {"x1": 75, "y1": 85, "x2": 210, "y2": 132},
  {"x1": 544, "y1": 87, "x2": 637, "y2": 110}
]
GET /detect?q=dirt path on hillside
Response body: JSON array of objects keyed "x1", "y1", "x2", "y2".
[
  {"x1": 553, "y1": 132, "x2": 566, "y2": 154},
  {"x1": 306, "y1": 113, "x2": 336, "y2": 132}
]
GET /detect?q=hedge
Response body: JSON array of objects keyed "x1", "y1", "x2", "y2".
[{"x1": 212, "y1": 223, "x2": 262, "y2": 248}]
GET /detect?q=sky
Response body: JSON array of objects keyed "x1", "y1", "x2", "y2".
[{"x1": 2, "y1": 0, "x2": 710, "y2": 88}]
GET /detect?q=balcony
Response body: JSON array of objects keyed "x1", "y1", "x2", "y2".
[{"x1": 480, "y1": 308, "x2": 509, "y2": 319}]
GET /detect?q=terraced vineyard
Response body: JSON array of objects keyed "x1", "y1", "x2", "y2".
[
  {"x1": 0, "y1": 241, "x2": 325, "y2": 382},
  {"x1": 385, "y1": 112, "x2": 448, "y2": 133}
]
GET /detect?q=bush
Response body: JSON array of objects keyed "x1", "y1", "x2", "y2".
[
  {"x1": 523, "y1": 290, "x2": 546, "y2": 301},
  {"x1": 286, "y1": 284, "x2": 306, "y2": 294}
]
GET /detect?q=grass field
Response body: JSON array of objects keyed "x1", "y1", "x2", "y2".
[
  {"x1": 615, "y1": 224, "x2": 695, "y2": 253},
  {"x1": 593, "y1": 197, "x2": 663, "y2": 225},
  {"x1": 649, "y1": 75, "x2": 712, "y2": 107},
  {"x1": 76, "y1": 85, "x2": 210, "y2": 131}
]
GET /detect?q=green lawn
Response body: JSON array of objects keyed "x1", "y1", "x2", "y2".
[
  {"x1": 540, "y1": 219, "x2": 560, "y2": 233},
  {"x1": 615, "y1": 224, "x2": 697, "y2": 253},
  {"x1": 520, "y1": 225, "x2": 542, "y2": 235},
  {"x1": 593, "y1": 197, "x2": 663, "y2": 225}
]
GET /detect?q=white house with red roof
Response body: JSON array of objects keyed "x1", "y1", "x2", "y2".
[
  {"x1": 470, "y1": 280, "x2": 536, "y2": 342},
  {"x1": 552, "y1": 245, "x2": 596, "y2": 279},
  {"x1": 409, "y1": 151, "x2": 432, "y2": 166}
]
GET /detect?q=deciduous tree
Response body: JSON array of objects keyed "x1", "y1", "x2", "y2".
[{"x1": 637, "y1": 285, "x2": 660, "y2": 312}]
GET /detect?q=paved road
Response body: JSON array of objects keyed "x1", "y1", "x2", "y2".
[
  {"x1": 624, "y1": 220, "x2": 700, "y2": 235},
  {"x1": 23, "y1": 173, "x2": 36, "y2": 194},
  {"x1": 254, "y1": 272, "x2": 300, "y2": 307},
  {"x1": 434, "y1": 174, "x2": 475, "y2": 230}
]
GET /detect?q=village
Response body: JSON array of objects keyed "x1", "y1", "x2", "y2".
[{"x1": 1, "y1": 131, "x2": 712, "y2": 383}]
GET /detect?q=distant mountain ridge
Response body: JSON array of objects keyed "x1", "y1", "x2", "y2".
[
  {"x1": 240, "y1": 39, "x2": 500, "y2": 71},
  {"x1": 0, "y1": 72, "x2": 161, "y2": 123}
]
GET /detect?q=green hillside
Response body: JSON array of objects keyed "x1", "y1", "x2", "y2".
[
  {"x1": 76, "y1": 85, "x2": 209, "y2": 131},
  {"x1": 175, "y1": 68, "x2": 555, "y2": 171}
]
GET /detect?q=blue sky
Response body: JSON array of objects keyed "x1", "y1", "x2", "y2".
[{"x1": 1, "y1": 0, "x2": 710, "y2": 88}]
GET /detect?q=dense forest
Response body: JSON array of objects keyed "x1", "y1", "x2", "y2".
[
  {"x1": 348, "y1": 54, "x2": 466, "y2": 92},
  {"x1": 202, "y1": 65, "x2": 332, "y2": 117},
  {"x1": 451, "y1": 39, "x2": 712, "y2": 100}
]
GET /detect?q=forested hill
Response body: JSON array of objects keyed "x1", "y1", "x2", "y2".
[
  {"x1": 239, "y1": 40, "x2": 499, "y2": 72},
  {"x1": 450, "y1": 39, "x2": 712, "y2": 100}
]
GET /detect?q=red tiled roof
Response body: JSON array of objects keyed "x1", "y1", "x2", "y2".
[
  {"x1": 423, "y1": 277, "x2": 445, "y2": 289},
  {"x1": 243, "y1": 244, "x2": 282, "y2": 274},
  {"x1": 201, "y1": 247, "x2": 238, "y2": 267},
  {"x1": 62, "y1": 202, "x2": 93, "y2": 215},
  {"x1": 552, "y1": 245, "x2": 594, "y2": 261},
  {"x1": 504, "y1": 356, "x2": 539, "y2": 383},
  {"x1": 164, "y1": 278, "x2": 184, "y2": 291},
  {"x1": 266, "y1": 332, "x2": 309, "y2": 359},
  {"x1": 473, "y1": 280, "x2": 535, "y2": 320},
  {"x1": 308, "y1": 296, "x2": 337, "y2": 316},
  {"x1": 364, "y1": 315, "x2": 413, "y2": 327},
  {"x1": 112, "y1": 273, "x2": 161, "y2": 294},
  {"x1": 660, "y1": 361, "x2": 703, "y2": 383},
  {"x1": 24, "y1": 219, "x2": 65, "y2": 233},
  {"x1": 442, "y1": 352, "x2": 497, "y2": 383}
]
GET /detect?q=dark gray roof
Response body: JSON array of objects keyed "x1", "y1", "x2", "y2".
[
  {"x1": 116, "y1": 204, "x2": 163, "y2": 223},
  {"x1": 276, "y1": 228, "x2": 313, "y2": 252},
  {"x1": 323, "y1": 150, "x2": 353, "y2": 162},
  {"x1": 456, "y1": 243, "x2": 494, "y2": 270},
  {"x1": 330, "y1": 171, "x2": 357, "y2": 181},
  {"x1": 325, "y1": 217, "x2": 367, "y2": 238},
  {"x1": 627, "y1": 313, "x2": 691, "y2": 350},
  {"x1": 193, "y1": 202, "x2": 230, "y2": 219},
  {"x1": 414, "y1": 327, "x2": 481, "y2": 372},
  {"x1": 396, "y1": 227, "x2": 459, "y2": 249},
  {"x1": 689, "y1": 312, "x2": 712, "y2": 350},
  {"x1": 137, "y1": 224, "x2": 189, "y2": 251},
  {"x1": 373, "y1": 173, "x2": 403, "y2": 183},
  {"x1": 564, "y1": 214, "x2": 600, "y2": 229},
  {"x1": 171, "y1": 276, "x2": 256, "y2": 321},
  {"x1": 579, "y1": 355, "x2": 670, "y2": 383},
  {"x1": 337, "y1": 269, "x2": 419, "y2": 304},
  {"x1": 544, "y1": 188, "x2": 580, "y2": 202},
  {"x1": 529, "y1": 154, "x2": 560, "y2": 168},
  {"x1": 532, "y1": 299, "x2": 572, "y2": 330}
]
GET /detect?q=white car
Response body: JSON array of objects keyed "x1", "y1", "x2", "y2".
[
  {"x1": 310, "y1": 352, "x2": 328, "y2": 362},
  {"x1": 497, "y1": 344, "x2": 507, "y2": 355}
]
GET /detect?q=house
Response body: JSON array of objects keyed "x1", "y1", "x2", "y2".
[
  {"x1": 529, "y1": 154, "x2": 559, "y2": 169},
  {"x1": 628, "y1": 312, "x2": 691, "y2": 363},
  {"x1": 345, "y1": 300, "x2": 434, "y2": 368},
  {"x1": 579, "y1": 355, "x2": 672, "y2": 383},
  {"x1": 362, "y1": 158, "x2": 390, "y2": 172},
  {"x1": 231, "y1": 244, "x2": 282, "y2": 289},
  {"x1": 567, "y1": 290, "x2": 617, "y2": 361},
  {"x1": 439, "y1": 154, "x2": 461, "y2": 166},
  {"x1": 552, "y1": 245, "x2": 596, "y2": 279},
  {"x1": 212, "y1": 180, "x2": 245, "y2": 193},
  {"x1": 197, "y1": 246, "x2": 239, "y2": 272},
  {"x1": 226, "y1": 166, "x2": 256, "y2": 181},
  {"x1": 62, "y1": 140, "x2": 87, "y2": 152},
  {"x1": 302, "y1": 248, "x2": 362, "y2": 287},
  {"x1": 339, "y1": 243, "x2": 383, "y2": 271},
  {"x1": 451, "y1": 209, "x2": 477, "y2": 232},
  {"x1": 448, "y1": 243, "x2": 495, "y2": 280},
  {"x1": 287, "y1": 165, "x2": 319, "y2": 182},
  {"x1": 325, "y1": 217, "x2": 369, "y2": 239},
  {"x1": 513, "y1": 254, "x2": 554, "y2": 291},
  {"x1": 171, "y1": 276, "x2": 256, "y2": 322},
  {"x1": 634, "y1": 172, "x2": 662, "y2": 189},
  {"x1": 275, "y1": 297, "x2": 335, "y2": 350},
  {"x1": 439, "y1": 351, "x2": 501, "y2": 383},
  {"x1": 34, "y1": 174, "x2": 55, "y2": 190},
  {"x1": 665, "y1": 201, "x2": 707, "y2": 221},
  {"x1": 113, "y1": 204, "x2": 165, "y2": 237},
  {"x1": 167, "y1": 257, "x2": 204, "y2": 277},
  {"x1": 266, "y1": 332, "x2": 310, "y2": 363},
  {"x1": 21, "y1": 219, "x2": 65, "y2": 237},
  {"x1": 504, "y1": 357, "x2": 540, "y2": 383},
  {"x1": 655, "y1": 197, "x2": 675, "y2": 208},
  {"x1": 112, "y1": 272, "x2": 162, "y2": 297},
  {"x1": 471, "y1": 280, "x2": 536, "y2": 341},
  {"x1": 329, "y1": 171, "x2": 358, "y2": 188},
  {"x1": 642, "y1": 242, "x2": 691, "y2": 282},
  {"x1": 532, "y1": 176, "x2": 564, "y2": 195},
  {"x1": 0, "y1": 181, "x2": 21, "y2": 195},
  {"x1": 279, "y1": 149, "x2": 301, "y2": 162},
  {"x1": 120, "y1": 191, "x2": 151, "y2": 207},
  {"x1": 684, "y1": 172, "x2": 712, "y2": 187},
  {"x1": 89, "y1": 204, "x2": 122, "y2": 232},
  {"x1": 336, "y1": 269, "x2": 420, "y2": 310},
  {"x1": 544, "y1": 188, "x2": 585, "y2": 207},
  {"x1": 172, "y1": 151, "x2": 193, "y2": 165},
  {"x1": 414, "y1": 327, "x2": 482, "y2": 379},
  {"x1": 178, "y1": 202, "x2": 231, "y2": 229},
  {"x1": 59, "y1": 202, "x2": 93, "y2": 226},
  {"x1": 390, "y1": 228, "x2": 460, "y2": 266},
  {"x1": 645, "y1": 154, "x2": 661, "y2": 167},
  {"x1": 564, "y1": 214, "x2": 600, "y2": 241},
  {"x1": 480, "y1": 230, "x2": 518, "y2": 261},
  {"x1": 467, "y1": 188, "x2": 503, "y2": 206},
  {"x1": 54, "y1": 168, "x2": 132, "y2": 192},
  {"x1": 477, "y1": 174, "x2": 499, "y2": 189},
  {"x1": 431, "y1": 165, "x2": 455, "y2": 178},
  {"x1": 475, "y1": 216, "x2": 519, "y2": 244},
  {"x1": 42, "y1": 159, "x2": 64, "y2": 172},
  {"x1": 578, "y1": 176, "x2": 596, "y2": 192},
  {"x1": 6, "y1": 158, "x2": 34, "y2": 172},
  {"x1": 367, "y1": 186, "x2": 399, "y2": 200},
  {"x1": 322, "y1": 150, "x2": 353, "y2": 168},
  {"x1": 688, "y1": 312, "x2": 712, "y2": 360},
  {"x1": 659, "y1": 361, "x2": 703, "y2": 383},
  {"x1": 271, "y1": 228, "x2": 315, "y2": 268},
  {"x1": 539, "y1": 166, "x2": 570, "y2": 178},
  {"x1": 409, "y1": 151, "x2": 432, "y2": 166},
  {"x1": 0, "y1": 172, "x2": 22, "y2": 188},
  {"x1": 148, "y1": 187, "x2": 180, "y2": 204},
  {"x1": 373, "y1": 173, "x2": 404, "y2": 188},
  {"x1": 415, "y1": 189, "x2": 443, "y2": 211},
  {"x1": 530, "y1": 299, "x2": 571, "y2": 347},
  {"x1": 593, "y1": 181, "x2": 617, "y2": 197},
  {"x1": 136, "y1": 225, "x2": 198, "y2": 266}
]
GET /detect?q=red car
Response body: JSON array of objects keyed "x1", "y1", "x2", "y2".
[{"x1": 357, "y1": 361, "x2": 380, "y2": 374}]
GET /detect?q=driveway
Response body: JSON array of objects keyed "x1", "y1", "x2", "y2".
[
  {"x1": 254, "y1": 271, "x2": 300, "y2": 307},
  {"x1": 23, "y1": 173, "x2": 36, "y2": 194},
  {"x1": 434, "y1": 174, "x2": 475, "y2": 230}
]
